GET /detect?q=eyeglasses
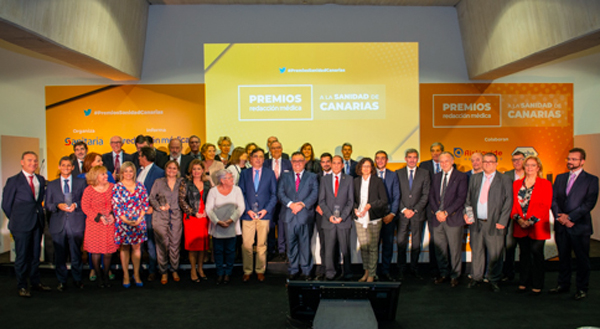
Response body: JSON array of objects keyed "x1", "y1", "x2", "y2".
[
  {"x1": 512, "y1": 158, "x2": 524, "y2": 162},
  {"x1": 482, "y1": 161, "x2": 497, "y2": 164}
]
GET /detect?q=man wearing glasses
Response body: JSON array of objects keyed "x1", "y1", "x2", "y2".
[
  {"x1": 550, "y1": 148, "x2": 599, "y2": 300},
  {"x1": 102, "y1": 136, "x2": 134, "y2": 180},
  {"x1": 502, "y1": 151, "x2": 525, "y2": 281}
]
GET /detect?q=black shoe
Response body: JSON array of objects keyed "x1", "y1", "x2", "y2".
[
  {"x1": 299, "y1": 274, "x2": 312, "y2": 281},
  {"x1": 18, "y1": 288, "x2": 31, "y2": 298},
  {"x1": 467, "y1": 279, "x2": 480, "y2": 289},
  {"x1": 74, "y1": 281, "x2": 84, "y2": 289},
  {"x1": 381, "y1": 273, "x2": 396, "y2": 282},
  {"x1": 57, "y1": 283, "x2": 67, "y2": 292},
  {"x1": 287, "y1": 273, "x2": 299, "y2": 280},
  {"x1": 216, "y1": 276, "x2": 223, "y2": 285},
  {"x1": 574, "y1": 290, "x2": 587, "y2": 300},
  {"x1": 490, "y1": 282, "x2": 501, "y2": 293},
  {"x1": 434, "y1": 276, "x2": 448, "y2": 285},
  {"x1": 451, "y1": 278, "x2": 459, "y2": 288},
  {"x1": 549, "y1": 285, "x2": 569, "y2": 294},
  {"x1": 31, "y1": 283, "x2": 51, "y2": 292}
]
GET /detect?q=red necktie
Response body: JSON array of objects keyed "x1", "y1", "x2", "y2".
[
  {"x1": 114, "y1": 154, "x2": 120, "y2": 174},
  {"x1": 334, "y1": 175, "x2": 339, "y2": 197},
  {"x1": 28, "y1": 175, "x2": 35, "y2": 198},
  {"x1": 295, "y1": 173, "x2": 300, "y2": 192}
]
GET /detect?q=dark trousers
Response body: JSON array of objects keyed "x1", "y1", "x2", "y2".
[
  {"x1": 11, "y1": 224, "x2": 43, "y2": 289},
  {"x1": 316, "y1": 225, "x2": 327, "y2": 276},
  {"x1": 432, "y1": 222, "x2": 463, "y2": 279},
  {"x1": 555, "y1": 229, "x2": 590, "y2": 292},
  {"x1": 379, "y1": 219, "x2": 395, "y2": 275},
  {"x1": 286, "y1": 221, "x2": 313, "y2": 276},
  {"x1": 397, "y1": 217, "x2": 423, "y2": 272},
  {"x1": 470, "y1": 220, "x2": 504, "y2": 283},
  {"x1": 503, "y1": 219, "x2": 517, "y2": 278},
  {"x1": 426, "y1": 220, "x2": 439, "y2": 276},
  {"x1": 323, "y1": 227, "x2": 351, "y2": 279},
  {"x1": 516, "y1": 237, "x2": 545, "y2": 290},
  {"x1": 51, "y1": 225, "x2": 84, "y2": 283},
  {"x1": 214, "y1": 237, "x2": 236, "y2": 276},
  {"x1": 145, "y1": 214, "x2": 158, "y2": 274}
]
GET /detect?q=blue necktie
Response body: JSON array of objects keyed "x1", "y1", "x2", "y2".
[
  {"x1": 345, "y1": 161, "x2": 350, "y2": 174},
  {"x1": 409, "y1": 170, "x2": 414, "y2": 189},
  {"x1": 254, "y1": 170, "x2": 260, "y2": 192},
  {"x1": 379, "y1": 170, "x2": 384, "y2": 179},
  {"x1": 435, "y1": 163, "x2": 440, "y2": 174},
  {"x1": 63, "y1": 179, "x2": 70, "y2": 194}
]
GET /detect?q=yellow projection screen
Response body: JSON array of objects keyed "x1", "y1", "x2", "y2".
[{"x1": 205, "y1": 43, "x2": 419, "y2": 161}]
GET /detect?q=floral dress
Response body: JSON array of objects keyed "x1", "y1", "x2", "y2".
[{"x1": 112, "y1": 181, "x2": 149, "y2": 245}]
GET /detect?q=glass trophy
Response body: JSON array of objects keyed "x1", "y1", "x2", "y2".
[
  {"x1": 253, "y1": 202, "x2": 260, "y2": 219},
  {"x1": 333, "y1": 205, "x2": 341, "y2": 220},
  {"x1": 64, "y1": 193, "x2": 73, "y2": 208},
  {"x1": 465, "y1": 206, "x2": 475, "y2": 224}
]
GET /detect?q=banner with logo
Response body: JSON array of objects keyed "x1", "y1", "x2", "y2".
[{"x1": 45, "y1": 84, "x2": 206, "y2": 177}]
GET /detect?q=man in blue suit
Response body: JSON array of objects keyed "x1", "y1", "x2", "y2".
[
  {"x1": 239, "y1": 148, "x2": 278, "y2": 282},
  {"x1": 263, "y1": 140, "x2": 292, "y2": 261},
  {"x1": 374, "y1": 151, "x2": 400, "y2": 281},
  {"x1": 2, "y1": 151, "x2": 50, "y2": 297},
  {"x1": 278, "y1": 152, "x2": 319, "y2": 280},
  {"x1": 136, "y1": 146, "x2": 165, "y2": 281},
  {"x1": 45, "y1": 156, "x2": 87, "y2": 291},
  {"x1": 550, "y1": 148, "x2": 599, "y2": 300},
  {"x1": 341, "y1": 143, "x2": 358, "y2": 178}
]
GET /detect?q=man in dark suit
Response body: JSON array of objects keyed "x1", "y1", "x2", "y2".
[
  {"x1": 341, "y1": 142, "x2": 358, "y2": 178},
  {"x1": 161, "y1": 138, "x2": 192, "y2": 177},
  {"x1": 429, "y1": 152, "x2": 468, "y2": 287},
  {"x1": 264, "y1": 136, "x2": 289, "y2": 160},
  {"x1": 187, "y1": 135, "x2": 202, "y2": 160},
  {"x1": 2, "y1": 151, "x2": 50, "y2": 297},
  {"x1": 136, "y1": 147, "x2": 165, "y2": 281},
  {"x1": 419, "y1": 141, "x2": 445, "y2": 277},
  {"x1": 502, "y1": 151, "x2": 525, "y2": 281},
  {"x1": 318, "y1": 155, "x2": 354, "y2": 280},
  {"x1": 464, "y1": 153, "x2": 513, "y2": 292},
  {"x1": 102, "y1": 135, "x2": 134, "y2": 178},
  {"x1": 239, "y1": 148, "x2": 278, "y2": 282},
  {"x1": 45, "y1": 156, "x2": 87, "y2": 291},
  {"x1": 264, "y1": 140, "x2": 293, "y2": 260},
  {"x1": 396, "y1": 148, "x2": 430, "y2": 279},
  {"x1": 71, "y1": 141, "x2": 87, "y2": 176},
  {"x1": 145, "y1": 135, "x2": 168, "y2": 168},
  {"x1": 550, "y1": 148, "x2": 599, "y2": 300},
  {"x1": 374, "y1": 151, "x2": 400, "y2": 281},
  {"x1": 314, "y1": 153, "x2": 333, "y2": 280},
  {"x1": 277, "y1": 152, "x2": 319, "y2": 280}
]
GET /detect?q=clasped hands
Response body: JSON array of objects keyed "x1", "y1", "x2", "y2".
[
  {"x1": 217, "y1": 219, "x2": 234, "y2": 228},
  {"x1": 290, "y1": 202, "x2": 306, "y2": 215},
  {"x1": 354, "y1": 204, "x2": 371, "y2": 218},
  {"x1": 556, "y1": 213, "x2": 574, "y2": 228},
  {"x1": 58, "y1": 203, "x2": 76, "y2": 213},
  {"x1": 247, "y1": 209, "x2": 267, "y2": 220}
]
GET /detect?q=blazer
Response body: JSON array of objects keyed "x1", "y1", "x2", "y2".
[
  {"x1": 138, "y1": 164, "x2": 165, "y2": 196},
  {"x1": 551, "y1": 170, "x2": 599, "y2": 236},
  {"x1": 420, "y1": 159, "x2": 456, "y2": 179},
  {"x1": 464, "y1": 171, "x2": 513, "y2": 236},
  {"x1": 238, "y1": 167, "x2": 278, "y2": 220},
  {"x1": 277, "y1": 171, "x2": 319, "y2": 225},
  {"x1": 102, "y1": 151, "x2": 134, "y2": 173},
  {"x1": 263, "y1": 157, "x2": 292, "y2": 176},
  {"x1": 352, "y1": 175, "x2": 389, "y2": 220},
  {"x1": 378, "y1": 169, "x2": 400, "y2": 216},
  {"x1": 396, "y1": 166, "x2": 430, "y2": 221},
  {"x1": 510, "y1": 177, "x2": 553, "y2": 240},
  {"x1": 318, "y1": 173, "x2": 354, "y2": 230},
  {"x1": 342, "y1": 159, "x2": 358, "y2": 178},
  {"x1": 428, "y1": 169, "x2": 468, "y2": 227},
  {"x1": 265, "y1": 152, "x2": 290, "y2": 160},
  {"x1": 45, "y1": 175, "x2": 87, "y2": 235},
  {"x1": 72, "y1": 158, "x2": 84, "y2": 176},
  {"x1": 2, "y1": 172, "x2": 46, "y2": 233}
]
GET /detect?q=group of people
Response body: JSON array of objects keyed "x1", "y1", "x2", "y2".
[{"x1": 2, "y1": 134, "x2": 597, "y2": 302}]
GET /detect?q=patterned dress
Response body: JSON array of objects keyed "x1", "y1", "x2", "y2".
[
  {"x1": 112, "y1": 181, "x2": 149, "y2": 245},
  {"x1": 82, "y1": 184, "x2": 119, "y2": 254}
]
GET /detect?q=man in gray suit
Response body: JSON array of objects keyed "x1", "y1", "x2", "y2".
[
  {"x1": 396, "y1": 148, "x2": 430, "y2": 279},
  {"x1": 464, "y1": 153, "x2": 513, "y2": 292},
  {"x1": 318, "y1": 155, "x2": 354, "y2": 281}
]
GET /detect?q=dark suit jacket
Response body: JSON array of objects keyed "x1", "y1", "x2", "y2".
[
  {"x1": 420, "y1": 159, "x2": 456, "y2": 178},
  {"x1": 265, "y1": 152, "x2": 289, "y2": 160},
  {"x1": 552, "y1": 170, "x2": 599, "y2": 236},
  {"x1": 352, "y1": 176, "x2": 389, "y2": 220},
  {"x1": 158, "y1": 154, "x2": 193, "y2": 177},
  {"x1": 428, "y1": 169, "x2": 468, "y2": 227},
  {"x1": 396, "y1": 166, "x2": 430, "y2": 221},
  {"x1": 239, "y1": 167, "x2": 278, "y2": 220},
  {"x1": 263, "y1": 158, "x2": 292, "y2": 175},
  {"x1": 102, "y1": 151, "x2": 135, "y2": 173},
  {"x1": 319, "y1": 173, "x2": 354, "y2": 230},
  {"x1": 343, "y1": 159, "x2": 358, "y2": 178},
  {"x1": 154, "y1": 149, "x2": 168, "y2": 169},
  {"x1": 464, "y1": 171, "x2": 513, "y2": 235},
  {"x1": 71, "y1": 158, "x2": 84, "y2": 176},
  {"x1": 45, "y1": 175, "x2": 86, "y2": 235},
  {"x1": 379, "y1": 169, "x2": 400, "y2": 216},
  {"x1": 2, "y1": 172, "x2": 46, "y2": 233},
  {"x1": 277, "y1": 171, "x2": 319, "y2": 225},
  {"x1": 138, "y1": 164, "x2": 165, "y2": 196}
]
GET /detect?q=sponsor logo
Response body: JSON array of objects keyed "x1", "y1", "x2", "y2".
[
  {"x1": 64, "y1": 137, "x2": 104, "y2": 146},
  {"x1": 454, "y1": 148, "x2": 463, "y2": 158},
  {"x1": 84, "y1": 109, "x2": 91, "y2": 116},
  {"x1": 454, "y1": 147, "x2": 504, "y2": 158},
  {"x1": 512, "y1": 147, "x2": 537, "y2": 157},
  {"x1": 279, "y1": 67, "x2": 286, "y2": 73}
]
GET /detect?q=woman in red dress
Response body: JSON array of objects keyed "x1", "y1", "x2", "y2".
[
  {"x1": 82, "y1": 166, "x2": 118, "y2": 287},
  {"x1": 179, "y1": 159, "x2": 211, "y2": 282}
]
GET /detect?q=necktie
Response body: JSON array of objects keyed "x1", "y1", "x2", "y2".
[
  {"x1": 254, "y1": 170, "x2": 260, "y2": 192},
  {"x1": 379, "y1": 170, "x2": 384, "y2": 179},
  {"x1": 295, "y1": 173, "x2": 300, "y2": 192},
  {"x1": 63, "y1": 179, "x2": 70, "y2": 194},
  {"x1": 345, "y1": 161, "x2": 350, "y2": 174},
  {"x1": 479, "y1": 174, "x2": 491, "y2": 204},
  {"x1": 409, "y1": 169, "x2": 414, "y2": 189},
  {"x1": 28, "y1": 175, "x2": 35, "y2": 197},
  {"x1": 78, "y1": 160, "x2": 83, "y2": 172},
  {"x1": 435, "y1": 163, "x2": 440, "y2": 174},
  {"x1": 440, "y1": 173, "x2": 448, "y2": 211},
  {"x1": 274, "y1": 159, "x2": 280, "y2": 180},
  {"x1": 115, "y1": 154, "x2": 120, "y2": 174},
  {"x1": 566, "y1": 172, "x2": 576, "y2": 195},
  {"x1": 334, "y1": 175, "x2": 339, "y2": 197}
]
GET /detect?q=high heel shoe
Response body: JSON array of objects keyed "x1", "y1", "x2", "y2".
[
  {"x1": 123, "y1": 281, "x2": 131, "y2": 288},
  {"x1": 161, "y1": 274, "x2": 168, "y2": 285},
  {"x1": 172, "y1": 272, "x2": 181, "y2": 282},
  {"x1": 134, "y1": 278, "x2": 143, "y2": 287}
]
